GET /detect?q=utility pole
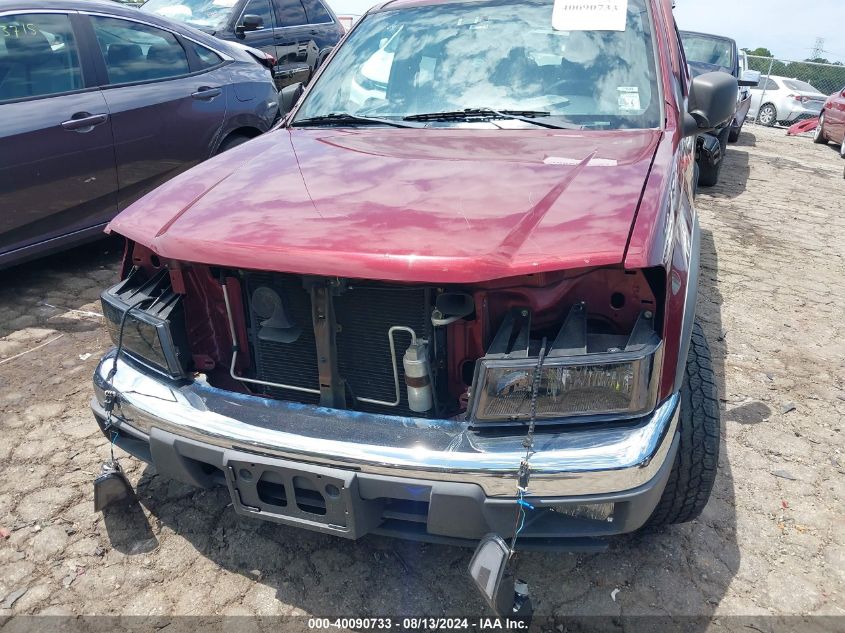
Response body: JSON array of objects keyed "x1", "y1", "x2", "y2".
[{"x1": 811, "y1": 37, "x2": 825, "y2": 60}]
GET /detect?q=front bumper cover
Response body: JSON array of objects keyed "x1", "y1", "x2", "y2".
[{"x1": 92, "y1": 350, "x2": 680, "y2": 545}]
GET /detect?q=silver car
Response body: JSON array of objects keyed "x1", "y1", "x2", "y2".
[{"x1": 749, "y1": 75, "x2": 827, "y2": 126}]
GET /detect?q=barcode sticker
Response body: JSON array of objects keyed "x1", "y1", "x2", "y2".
[{"x1": 552, "y1": 1, "x2": 629, "y2": 32}]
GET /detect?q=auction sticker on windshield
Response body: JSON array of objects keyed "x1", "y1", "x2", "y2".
[{"x1": 552, "y1": 1, "x2": 628, "y2": 31}]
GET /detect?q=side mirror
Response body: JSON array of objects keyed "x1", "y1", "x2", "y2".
[
  {"x1": 738, "y1": 69, "x2": 761, "y2": 87},
  {"x1": 468, "y1": 534, "x2": 533, "y2": 620},
  {"x1": 235, "y1": 13, "x2": 263, "y2": 37},
  {"x1": 279, "y1": 81, "x2": 304, "y2": 116},
  {"x1": 683, "y1": 71, "x2": 739, "y2": 137}
]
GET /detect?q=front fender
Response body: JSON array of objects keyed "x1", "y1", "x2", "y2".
[{"x1": 625, "y1": 116, "x2": 699, "y2": 401}]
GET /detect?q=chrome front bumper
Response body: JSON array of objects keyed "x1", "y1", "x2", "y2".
[{"x1": 92, "y1": 350, "x2": 680, "y2": 498}]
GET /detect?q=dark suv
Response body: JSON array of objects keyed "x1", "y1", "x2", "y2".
[
  {"x1": 680, "y1": 31, "x2": 760, "y2": 187},
  {"x1": 141, "y1": 0, "x2": 343, "y2": 88}
]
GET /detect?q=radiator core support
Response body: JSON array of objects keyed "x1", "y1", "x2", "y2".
[{"x1": 222, "y1": 273, "x2": 436, "y2": 417}]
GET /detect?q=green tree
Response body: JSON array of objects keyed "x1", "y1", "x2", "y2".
[{"x1": 742, "y1": 47, "x2": 774, "y2": 58}]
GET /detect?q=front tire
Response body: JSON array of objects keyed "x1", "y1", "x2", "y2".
[
  {"x1": 814, "y1": 113, "x2": 828, "y2": 144},
  {"x1": 697, "y1": 159, "x2": 721, "y2": 187},
  {"x1": 758, "y1": 103, "x2": 778, "y2": 127},
  {"x1": 728, "y1": 124, "x2": 741, "y2": 143},
  {"x1": 646, "y1": 322, "x2": 721, "y2": 527},
  {"x1": 215, "y1": 134, "x2": 251, "y2": 155}
]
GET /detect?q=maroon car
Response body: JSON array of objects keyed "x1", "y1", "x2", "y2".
[
  {"x1": 815, "y1": 85, "x2": 845, "y2": 157},
  {"x1": 0, "y1": 0, "x2": 278, "y2": 269},
  {"x1": 91, "y1": 0, "x2": 736, "y2": 549}
]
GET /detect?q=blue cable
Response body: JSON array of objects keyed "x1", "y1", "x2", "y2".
[{"x1": 516, "y1": 490, "x2": 533, "y2": 535}]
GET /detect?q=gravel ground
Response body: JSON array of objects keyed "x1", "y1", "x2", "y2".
[{"x1": 0, "y1": 126, "x2": 843, "y2": 626}]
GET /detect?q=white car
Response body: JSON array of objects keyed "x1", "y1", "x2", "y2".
[{"x1": 748, "y1": 75, "x2": 828, "y2": 126}]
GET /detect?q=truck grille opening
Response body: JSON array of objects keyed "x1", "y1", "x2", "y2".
[
  {"x1": 240, "y1": 272, "x2": 434, "y2": 418},
  {"x1": 243, "y1": 273, "x2": 321, "y2": 405},
  {"x1": 335, "y1": 285, "x2": 430, "y2": 415}
]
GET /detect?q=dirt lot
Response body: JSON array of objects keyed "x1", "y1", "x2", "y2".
[{"x1": 0, "y1": 125, "x2": 843, "y2": 625}]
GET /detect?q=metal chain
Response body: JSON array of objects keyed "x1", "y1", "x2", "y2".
[{"x1": 508, "y1": 337, "x2": 548, "y2": 555}]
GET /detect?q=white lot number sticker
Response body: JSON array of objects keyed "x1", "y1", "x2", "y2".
[
  {"x1": 552, "y1": 1, "x2": 628, "y2": 31},
  {"x1": 617, "y1": 86, "x2": 641, "y2": 112}
]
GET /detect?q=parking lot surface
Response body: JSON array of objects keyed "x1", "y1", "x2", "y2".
[{"x1": 0, "y1": 126, "x2": 843, "y2": 622}]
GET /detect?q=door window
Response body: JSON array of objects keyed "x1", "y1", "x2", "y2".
[
  {"x1": 189, "y1": 41, "x2": 223, "y2": 69},
  {"x1": 275, "y1": 0, "x2": 308, "y2": 27},
  {"x1": 300, "y1": 0, "x2": 333, "y2": 24},
  {"x1": 0, "y1": 13, "x2": 83, "y2": 101},
  {"x1": 241, "y1": 0, "x2": 274, "y2": 29},
  {"x1": 90, "y1": 16, "x2": 190, "y2": 84}
]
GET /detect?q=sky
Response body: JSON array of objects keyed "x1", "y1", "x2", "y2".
[
  {"x1": 326, "y1": 0, "x2": 845, "y2": 64},
  {"x1": 672, "y1": 0, "x2": 845, "y2": 63}
]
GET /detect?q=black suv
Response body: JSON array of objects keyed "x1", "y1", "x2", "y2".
[
  {"x1": 141, "y1": 0, "x2": 343, "y2": 88},
  {"x1": 679, "y1": 30, "x2": 760, "y2": 187}
]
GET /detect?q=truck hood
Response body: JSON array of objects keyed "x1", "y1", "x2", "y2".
[{"x1": 109, "y1": 127, "x2": 661, "y2": 283}]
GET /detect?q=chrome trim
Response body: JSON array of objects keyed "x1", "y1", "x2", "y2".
[
  {"x1": 93, "y1": 351, "x2": 679, "y2": 497},
  {"x1": 0, "y1": 9, "x2": 78, "y2": 16}
]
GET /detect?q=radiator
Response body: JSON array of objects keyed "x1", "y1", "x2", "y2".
[{"x1": 242, "y1": 273, "x2": 432, "y2": 417}]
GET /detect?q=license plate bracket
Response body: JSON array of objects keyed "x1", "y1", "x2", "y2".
[{"x1": 224, "y1": 451, "x2": 380, "y2": 539}]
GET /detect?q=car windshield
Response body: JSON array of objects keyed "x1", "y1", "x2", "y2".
[
  {"x1": 141, "y1": 0, "x2": 235, "y2": 31},
  {"x1": 293, "y1": 0, "x2": 661, "y2": 129},
  {"x1": 680, "y1": 33, "x2": 733, "y2": 69},
  {"x1": 783, "y1": 79, "x2": 820, "y2": 94}
]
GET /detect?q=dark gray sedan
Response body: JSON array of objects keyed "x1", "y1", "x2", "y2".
[{"x1": 0, "y1": 0, "x2": 278, "y2": 268}]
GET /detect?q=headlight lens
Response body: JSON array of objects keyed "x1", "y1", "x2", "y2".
[
  {"x1": 100, "y1": 268, "x2": 189, "y2": 378},
  {"x1": 470, "y1": 347, "x2": 661, "y2": 424},
  {"x1": 102, "y1": 301, "x2": 169, "y2": 371}
]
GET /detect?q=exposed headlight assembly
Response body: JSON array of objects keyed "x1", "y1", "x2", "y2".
[
  {"x1": 469, "y1": 305, "x2": 662, "y2": 425},
  {"x1": 101, "y1": 268, "x2": 190, "y2": 379}
]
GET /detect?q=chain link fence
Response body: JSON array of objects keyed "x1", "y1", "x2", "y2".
[{"x1": 745, "y1": 55, "x2": 845, "y2": 127}]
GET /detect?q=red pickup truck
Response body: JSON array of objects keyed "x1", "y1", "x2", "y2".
[{"x1": 92, "y1": 0, "x2": 737, "y2": 550}]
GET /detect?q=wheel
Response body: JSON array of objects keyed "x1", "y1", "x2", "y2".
[
  {"x1": 757, "y1": 103, "x2": 778, "y2": 127},
  {"x1": 693, "y1": 162, "x2": 700, "y2": 198},
  {"x1": 646, "y1": 321, "x2": 721, "y2": 527},
  {"x1": 717, "y1": 126, "x2": 730, "y2": 153},
  {"x1": 728, "y1": 121, "x2": 742, "y2": 143},
  {"x1": 814, "y1": 112, "x2": 828, "y2": 144},
  {"x1": 215, "y1": 134, "x2": 251, "y2": 155},
  {"x1": 697, "y1": 157, "x2": 721, "y2": 187},
  {"x1": 315, "y1": 47, "x2": 333, "y2": 71}
]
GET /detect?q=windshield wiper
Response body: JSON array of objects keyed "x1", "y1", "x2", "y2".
[
  {"x1": 403, "y1": 108, "x2": 582, "y2": 130},
  {"x1": 291, "y1": 112, "x2": 422, "y2": 129}
]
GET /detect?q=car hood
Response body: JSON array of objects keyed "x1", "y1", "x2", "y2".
[{"x1": 108, "y1": 127, "x2": 661, "y2": 283}]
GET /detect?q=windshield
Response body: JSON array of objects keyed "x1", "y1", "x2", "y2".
[
  {"x1": 680, "y1": 33, "x2": 733, "y2": 69},
  {"x1": 141, "y1": 0, "x2": 235, "y2": 31},
  {"x1": 293, "y1": 0, "x2": 661, "y2": 129}
]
